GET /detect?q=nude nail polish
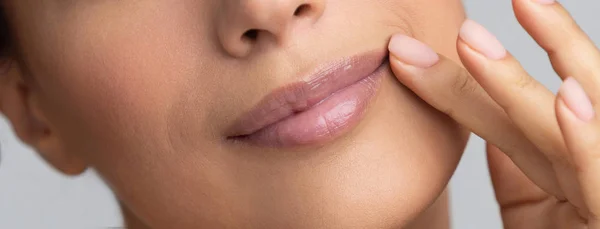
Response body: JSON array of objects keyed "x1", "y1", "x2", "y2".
[
  {"x1": 559, "y1": 77, "x2": 595, "y2": 122},
  {"x1": 388, "y1": 34, "x2": 439, "y2": 68},
  {"x1": 459, "y1": 20, "x2": 507, "y2": 60},
  {"x1": 535, "y1": 0, "x2": 555, "y2": 5}
]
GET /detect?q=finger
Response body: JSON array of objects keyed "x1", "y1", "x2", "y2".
[
  {"x1": 388, "y1": 34, "x2": 562, "y2": 196},
  {"x1": 457, "y1": 20, "x2": 567, "y2": 162},
  {"x1": 513, "y1": 0, "x2": 600, "y2": 102},
  {"x1": 456, "y1": 20, "x2": 588, "y2": 207},
  {"x1": 556, "y1": 77, "x2": 600, "y2": 226},
  {"x1": 487, "y1": 142, "x2": 548, "y2": 209},
  {"x1": 488, "y1": 143, "x2": 589, "y2": 229},
  {"x1": 487, "y1": 143, "x2": 553, "y2": 229}
]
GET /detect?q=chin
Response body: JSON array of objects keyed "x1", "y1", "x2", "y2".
[{"x1": 109, "y1": 73, "x2": 468, "y2": 229}]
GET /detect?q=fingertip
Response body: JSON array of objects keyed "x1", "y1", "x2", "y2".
[
  {"x1": 388, "y1": 34, "x2": 439, "y2": 69},
  {"x1": 558, "y1": 77, "x2": 595, "y2": 122},
  {"x1": 458, "y1": 20, "x2": 507, "y2": 61},
  {"x1": 533, "y1": 0, "x2": 555, "y2": 5},
  {"x1": 388, "y1": 53, "x2": 412, "y2": 81},
  {"x1": 455, "y1": 36, "x2": 498, "y2": 77},
  {"x1": 557, "y1": 94, "x2": 600, "y2": 221},
  {"x1": 555, "y1": 91, "x2": 600, "y2": 165},
  {"x1": 555, "y1": 94, "x2": 582, "y2": 135}
]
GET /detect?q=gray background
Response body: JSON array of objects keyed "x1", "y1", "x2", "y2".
[{"x1": 0, "y1": 1, "x2": 598, "y2": 228}]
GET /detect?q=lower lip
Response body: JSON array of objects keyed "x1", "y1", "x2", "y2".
[{"x1": 234, "y1": 62, "x2": 387, "y2": 147}]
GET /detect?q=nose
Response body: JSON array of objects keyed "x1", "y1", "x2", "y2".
[{"x1": 217, "y1": 0, "x2": 325, "y2": 58}]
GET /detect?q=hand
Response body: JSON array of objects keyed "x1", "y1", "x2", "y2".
[{"x1": 388, "y1": 0, "x2": 600, "y2": 228}]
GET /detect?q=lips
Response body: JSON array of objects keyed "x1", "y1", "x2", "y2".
[{"x1": 227, "y1": 50, "x2": 388, "y2": 147}]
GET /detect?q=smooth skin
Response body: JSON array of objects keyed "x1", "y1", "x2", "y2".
[
  {"x1": 390, "y1": 0, "x2": 600, "y2": 228},
  {"x1": 0, "y1": 0, "x2": 467, "y2": 228},
  {"x1": 3, "y1": 0, "x2": 598, "y2": 228}
]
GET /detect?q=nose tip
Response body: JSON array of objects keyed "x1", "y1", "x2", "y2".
[{"x1": 217, "y1": 0, "x2": 325, "y2": 58}]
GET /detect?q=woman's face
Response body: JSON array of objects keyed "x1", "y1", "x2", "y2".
[{"x1": 5, "y1": 0, "x2": 468, "y2": 228}]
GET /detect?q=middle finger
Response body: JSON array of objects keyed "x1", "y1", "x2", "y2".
[
  {"x1": 513, "y1": 0, "x2": 600, "y2": 103},
  {"x1": 388, "y1": 34, "x2": 563, "y2": 197},
  {"x1": 457, "y1": 20, "x2": 568, "y2": 162},
  {"x1": 457, "y1": 19, "x2": 587, "y2": 208}
]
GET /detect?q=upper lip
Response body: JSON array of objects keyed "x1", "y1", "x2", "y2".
[{"x1": 227, "y1": 50, "x2": 388, "y2": 137}]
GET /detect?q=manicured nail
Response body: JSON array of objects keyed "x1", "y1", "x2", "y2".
[
  {"x1": 559, "y1": 77, "x2": 595, "y2": 122},
  {"x1": 459, "y1": 20, "x2": 507, "y2": 60},
  {"x1": 388, "y1": 34, "x2": 439, "y2": 68},
  {"x1": 535, "y1": 0, "x2": 555, "y2": 5}
]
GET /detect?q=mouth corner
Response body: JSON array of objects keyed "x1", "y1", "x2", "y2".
[{"x1": 226, "y1": 49, "x2": 389, "y2": 148}]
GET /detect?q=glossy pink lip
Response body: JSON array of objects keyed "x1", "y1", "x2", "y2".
[{"x1": 227, "y1": 50, "x2": 388, "y2": 147}]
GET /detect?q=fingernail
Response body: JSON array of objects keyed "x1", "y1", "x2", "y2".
[
  {"x1": 535, "y1": 0, "x2": 555, "y2": 5},
  {"x1": 459, "y1": 20, "x2": 507, "y2": 60},
  {"x1": 388, "y1": 34, "x2": 439, "y2": 68},
  {"x1": 559, "y1": 77, "x2": 595, "y2": 122}
]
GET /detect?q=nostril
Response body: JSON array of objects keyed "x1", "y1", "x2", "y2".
[
  {"x1": 294, "y1": 4, "x2": 311, "y2": 16},
  {"x1": 243, "y1": 29, "x2": 259, "y2": 41}
]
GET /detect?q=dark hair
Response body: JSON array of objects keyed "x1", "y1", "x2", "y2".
[
  {"x1": 0, "y1": 5, "x2": 7, "y2": 167},
  {"x1": 0, "y1": 4, "x2": 10, "y2": 59}
]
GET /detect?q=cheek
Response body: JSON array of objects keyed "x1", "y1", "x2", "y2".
[
  {"x1": 16, "y1": 3, "x2": 233, "y2": 201},
  {"x1": 324, "y1": 75, "x2": 468, "y2": 226},
  {"x1": 13, "y1": 0, "x2": 467, "y2": 227},
  {"x1": 21, "y1": 7, "x2": 237, "y2": 223},
  {"x1": 26, "y1": 1, "x2": 218, "y2": 153}
]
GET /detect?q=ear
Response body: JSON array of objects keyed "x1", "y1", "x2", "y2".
[{"x1": 0, "y1": 60, "x2": 88, "y2": 175}]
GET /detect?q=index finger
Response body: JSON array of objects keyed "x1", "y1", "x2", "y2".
[{"x1": 388, "y1": 34, "x2": 562, "y2": 196}]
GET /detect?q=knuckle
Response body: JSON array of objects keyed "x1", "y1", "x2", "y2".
[
  {"x1": 451, "y1": 68, "x2": 478, "y2": 98},
  {"x1": 513, "y1": 73, "x2": 538, "y2": 91}
]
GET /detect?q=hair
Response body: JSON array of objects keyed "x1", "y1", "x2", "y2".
[
  {"x1": 0, "y1": 4, "x2": 10, "y2": 59},
  {"x1": 0, "y1": 5, "x2": 7, "y2": 167}
]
